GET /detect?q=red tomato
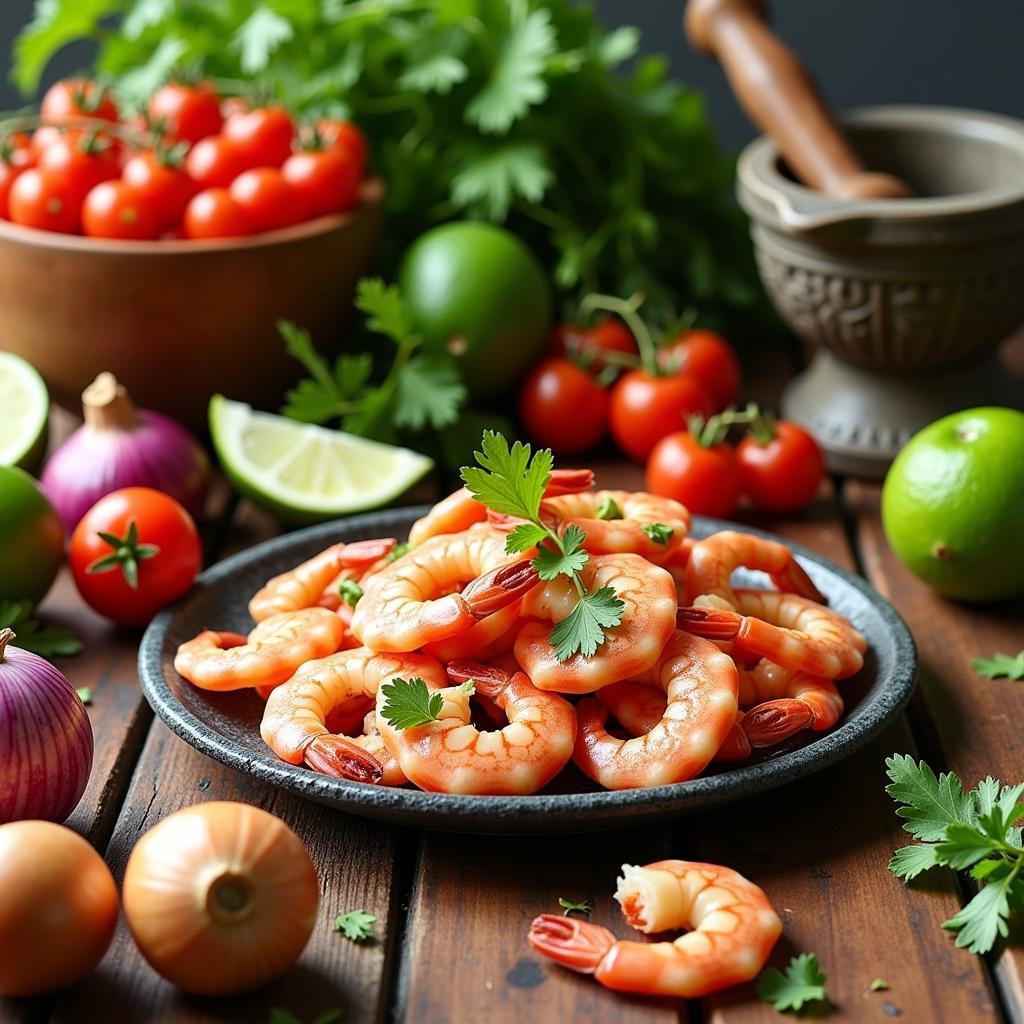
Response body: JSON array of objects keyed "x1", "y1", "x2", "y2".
[
  {"x1": 647, "y1": 431, "x2": 743, "y2": 519},
  {"x1": 30, "y1": 125, "x2": 64, "y2": 160},
  {"x1": 7, "y1": 168, "x2": 82, "y2": 233},
  {"x1": 37, "y1": 132, "x2": 120, "y2": 206},
  {"x1": 81, "y1": 181, "x2": 160, "y2": 240},
  {"x1": 69, "y1": 488, "x2": 201, "y2": 626},
  {"x1": 183, "y1": 188, "x2": 253, "y2": 240},
  {"x1": 310, "y1": 119, "x2": 368, "y2": 178},
  {"x1": 736, "y1": 420, "x2": 825, "y2": 513},
  {"x1": 0, "y1": 164, "x2": 20, "y2": 219},
  {"x1": 658, "y1": 329, "x2": 741, "y2": 411},
  {"x1": 0, "y1": 142, "x2": 32, "y2": 219},
  {"x1": 518, "y1": 358, "x2": 609, "y2": 454},
  {"x1": 40, "y1": 78, "x2": 118, "y2": 125},
  {"x1": 281, "y1": 150, "x2": 359, "y2": 217},
  {"x1": 185, "y1": 135, "x2": 251, "y2": 190},
  {"x1": 609, "y1": 370, "x2": 713, "y2": 461},
  {"x1": 2, "y1": 132, "x2": 34, "y2": 171},
  {"x1": 548, "y1": 318, "x2": 636, "y2": 371},
  {"x1": 223, "y1": 108, "x2": 294, "y2": 168},
  {"x1": 229, "y1": 168, "x2": 308, "y2": 233},
  {"x1": 220, "y1": 96, "x2": 249, "y2": 121},
  {"x1": 122, "y1": 150, "x2": 196, "y2": 228},
  {"x1": 147, "y1": 82, "x2": 223, "y2": 145}
]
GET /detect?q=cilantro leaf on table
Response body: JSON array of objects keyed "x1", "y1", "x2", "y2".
[
  {"x1": 756, "y1": 953, "x2": 828, "y2": 1013},
  {"x1": 76, "y1": 687, "x2": 93, "y2": 706},
  {"x1": 884, "y1": 754, "x2": 975, "y2": 842},
  {"x1": 333, "y1": 909, "x2": 377, "y2": 942},
  {"x1": 534, "y1": 525, "x2": 588, "y2": 581},
  {"x1": 393, "y1": 355, "x2": 466, "y2": 431},
  {"x1": 972, "y1": 652, "x2": 1024, "y2": 681},
  {"x1": 549, "y1": 587, "x2": 624, "y2": 661},
  {"x1": 870, "y1": 978, "x2": 889, "y2": 992},
  {"x1": 0, "y1": 599, "x2": 83, "y2": 658},
  {"x1": 943, "y1": 864, "x2": 1018, "y2": 954},
  {"x1": 378, "y1": 677, "x2": 443, "y2": 730}
]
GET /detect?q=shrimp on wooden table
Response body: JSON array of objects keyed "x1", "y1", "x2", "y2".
[
  {"x1": 738, "y1": 661, "x2": 844, "y2": 748},
  {"x1": 529, "y1": 860, "x2": 782, "y2": 997},
  {"x1": 571, "y1": 630, "x2": 739, "y2": 789},
  {"x1": 375, "y1": 659, "x2": 577, "y2": 795},
  {"x1": 514, "y1": 553, "x2": 678, "y2": 694},
  {"x1": 174, "y1": 608, "x2": 345, "y2": 692}
]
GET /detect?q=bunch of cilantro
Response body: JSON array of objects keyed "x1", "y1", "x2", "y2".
[{"x1": 13, "y1": 0, "x2": 761, "y2": 323}]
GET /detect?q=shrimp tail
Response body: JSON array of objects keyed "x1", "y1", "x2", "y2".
[
  {"x1": 715, "y1": 715, "x2": 752, "y2": 761},
  {"x1": 543, "y1": 468, "x2": 595, "y2": 496},
  {"x1": 742, "y1": 699, "x2": 815, "y2": 748},
  {"x1": 446, "y1": 659, "x2": 512, "y2": 700},
  {"x1": 340, "y1": 537, "x2": 397, "y2": 566},
  {"x1": 462, "y1": 559, "x2": 539, "y2": 617},
  {"x1": 304, "y1": 735, "x2": 385, "y2": 785},
  {"x1": 676, "y1": 606, "x2": 741, "y2": 640},
  {"x1": 775, "y1": 560, "x2": 826, "y2": 604},
  {"x1": 527, "y1": 914, "x2": 615, "y2": 974}
]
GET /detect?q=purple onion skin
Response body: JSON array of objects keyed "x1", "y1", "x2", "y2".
[
  {"x1": 42, "y1": 410, "x2": 210, "y2": 533},
  {"x1": 0, "y1": 645, "x2": 93, "y2": 825}
]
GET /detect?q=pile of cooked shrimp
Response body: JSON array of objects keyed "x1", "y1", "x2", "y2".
[{"x1": 173, "y1": 469, "x2": 866, "y2": 796}]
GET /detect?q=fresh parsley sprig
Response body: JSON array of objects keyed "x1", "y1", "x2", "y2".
[
  {"x1": 379, "y1": 677, "x2": 475, "y2": 731},
  {"x1": 756, "y1": 953, "x2": 829, "y2": 1013},
  {"x1": 460, "y1": 432, "x2": 624, "y2": 661},
  {"x1": 333, "y1": 909, "x2": 377, "y2": 943},
  {"x1": 972, "y1": 651, "x2": 1024, "y2": 681}
]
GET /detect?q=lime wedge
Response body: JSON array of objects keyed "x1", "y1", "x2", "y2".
[
  {"x1": 209, "y1": 395, "x2": 433, "y2": 524},
  {"x1": 0, "y1": 352, "x2": 49, "y2": 473}
]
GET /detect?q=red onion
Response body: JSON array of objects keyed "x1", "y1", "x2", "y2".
[
  {"x1": 0, "y1": 629, "x2": 93, "y2": 824},
  {"x1": 42, "y1": 372, "x2": 210, "y2": 532}
]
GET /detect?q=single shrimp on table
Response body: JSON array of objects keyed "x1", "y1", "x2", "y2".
[
  {"x1": 529, "y1": 860, "x2": 782, "y2": 997},
  {"x1": 738, "y1": 660, "x2": 844, "y2": 748},
  {"x1": 174, "y1": 608, "x2": 344, "y2": 692},
  {"x1": 515, "y1": 553, "x2": 678, "y2": 694},
  {"x1": 350, "y1": 524, "x2": 539, "y2": 653},
  {"x1": 571, "y1": 630, "x2": 739, "y2": 789},
  {"x1": 374, "y1": 660, "x2": 577, "y2": 795}
]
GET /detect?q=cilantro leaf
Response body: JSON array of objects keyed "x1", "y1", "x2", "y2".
[
  {"x1": 943, "y1": 864, "x2": 1018, "y2": 954},
  {"x1": 333, "y1": 909, "x2": 377, "y2": 942},
  {"x1": 558, "y1": 897, "x2": 591, "y2": 916},
  {"x1": 450, "y1": 142, "x2": 553, "y2": 219},
  {"x1": 355, "y1": 278, "x2": 419, "y2": 347},
  {"x1": 870, "y1": 978, "x2": 889, "y2": 992},
  {"x1": 595, "y1": 496, "x2": 622, "y2": 521},
  {"x1": 534, "y1": 525, "x2": 588, "y2": 581},
  {"x1": 0, "y1": 599, "x2": 83, "y2": 658},
  {"x1": 885, "y1": 754, "x2": 975, "y2": 841},
  {"x1": 338, "y1": 579, "x2": 363, "y2": 608},
  {"x1": 460, "y1": 431, "x2": 552, "y2": 523},
  {"x1": 280, "y1": 319, "x2": 371, "y2": 425},
  {"x1": 935, "y1": 824, "x2": 1000, "y2": 870},
  {"x1": 76, "y1": 687, "x2": 93, "y2": 706},
  {"x1": 234, "y1": 5, "x2": 292, "y2": 74},
  {"x1": 379, "y1": 677, "x2": 443, "y2": 730},
  {"x1": 398, "y1": 27, "x2": 469, "y2": 95},
  {"x1": 756, "y1": 953, "x2": 829, "y2": 1013},
  {"x1": 393, "y1": 355, "x2": 466, "y2": 431},
  {"x1": 889, "y1": 843, "x2": 943, "y2": 881},
  {"x1": 549, "y1": 587, "x2": 624, "y2": 661},
  {"x1": 972, "y1": 652, "x2": 1024, "y2": 681},
  {"x1": 504, "y1": 523, "x2": 549, "y2": 554},
  {"x1": 641, "y1": 523, "x2": 673, "y2": 546}
]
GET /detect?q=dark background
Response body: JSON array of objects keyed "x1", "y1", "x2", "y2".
[{"x1": 0, "y1": 1, "x2": 1020, "y2": 152}]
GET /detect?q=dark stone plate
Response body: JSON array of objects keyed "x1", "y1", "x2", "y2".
[{"x1": 139, "y1": 507, "x2": 916, "y2": 834}]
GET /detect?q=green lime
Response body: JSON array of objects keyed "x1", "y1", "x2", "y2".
[
  {"x1": 881, "y1": 407, "x2": 1024, "y2": 601},
  {"x1": 209, "y1": 396, "x2": 434, "y2": 525},
  {"x1": 398, "y1": 221, "x2": 551, "y2": 399},
  {"x1": 0, "y1": 352, "x2": 49, "y2": 473},
  {"x1": 0, "y1": 466, "x2": 65, "y2": 603}
]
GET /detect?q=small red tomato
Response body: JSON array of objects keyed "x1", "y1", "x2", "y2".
[
  {"x1": 736, "y1": 420, "x2": 825, "y2": 513},
  {"x1": 69, "y1": 488, "x2": 201, "y2": 627},
  {"x1": 609, "y1": 370, "x2": 713, "y2": 461},
  {"x1": 658, "y1": 329, "x2": 741, "y2": 411},
  {"x1": 281, "y1": 149, "x2": 359, "y2": 217},
  {"x1": 0, "y1": 164, "x2": 20, "y2": 219},
  {"x1": 37, "y1": 132, "x2": 120, "y2": 206},
  {"x1": 7, "y1": 168, "x2": 82, "y2": 233},
  {"x1": 310, "y1": 119, "x2": 368, "y2": 178},
  {"x1": 40, "y1": 78, "x2": 118, "y2": 125},
  {"x1": 2, "y1": 132, "x2": 34, "y2": 171},
  {"x1": 122, "y1": 150, "x2": 196, "y2": 228},
  {"x1": 147, "y1": 82, "x2": 223, "y2": 145},
  {"x1": 548, "y1": 318, "x2": 636, "y2": 372},
  {"x1": 220, "y1": 96, "x2": 249, "y2": 121},
  {"x1": 647, "y1": 431, "x2": 743, "y2": 519},
  {"x1": 81, "y1": 181, "x2": 160, "y2": 240},
  {"x1": 518, "y1": 358, "x2": 609, "y2": 454},
  {"x1": 0, "y1": 143, "x2": 32, "y2": 219},
  {"x1": 223, "y1": 107, "x2": 294, "y2": 168},
  {"x1": 30, "y1": 125, "x2": 64, "y2": 160},
  {"x1": 183, "y1": 188, "x2": 253, "y2": 240},
  {"x1": 185, "y1": 135, "x2": 252, "y2": 190},
  {"x1": 229, "y1": 168, "x2": 308, "y2": 233}
]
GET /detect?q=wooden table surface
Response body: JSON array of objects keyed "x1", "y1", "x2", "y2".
[{"x1": 2, "y1": 352, "x2": 1023, "y2": 1024}]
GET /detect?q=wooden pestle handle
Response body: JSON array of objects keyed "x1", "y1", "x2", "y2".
[{"x1": 685, "y1": 0, "x2": 911, "y2": 199}]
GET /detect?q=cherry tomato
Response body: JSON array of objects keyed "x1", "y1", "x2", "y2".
[
  {"x1": 185, "y1": 135, "x2": 252, "y2": 190},
  {"x1": 223, "y1": 107, "x2": 294, "y2": 168},
  {"x1": 736, "y1": 420, "x2": 825, "y2": 513},
  {"x1": 30, "y1": 125, "x2": 64, "y2": 160},
  {"x1": 40, "y1": 78, "x2": 118, "y2": 125},
  {"x1": 518, "y1": 358, "x2": 609, "y2": 454},
  {"x1": 69, "y1": 487, "x2": 201, "y2": 626},
  {"x1": 220, "y1": 96, "x2": 249, "y2": 121},
  {"x1": 658, "y1": 329, "x2": 741, "y2": 411},
  {"x1": 647, "y1": 431, "x2": 743, "y2": 519},
  {"x1": 548, "y1": 318, "x2": 636, "y2": 372},
  {"x1": 229, "y1": 168, "x2": 308, "y2": 233},
  {"x1": 37, "y1": 132, "x2": 120, "y2": 206},
  {"x1": 183, "y1": 188, "x2": 253, "y2": 240},
  {"x1": 609, "y1": 370, "x2": 713, "y2": 462},
  {"x1": 81, "y1": 181, "x2": 160, "y2": 240},
  {"x1": 147, "y1": 82, "x2": 223, "y2": 145},
  {"x1": 0, "y1": 164, "x2": 20, "y2": 219},
  {"x1": 122, "y1": 150, "x2": 196, "y2": 228},
  {"x1": 1, "y1": 132, "x2": 34, "y2": 171},
  {"x1": 7, "y1": 168, "x2": 82, "y2": 233},
  {"x1": 0, "y1": 145, "x2": 31, "y2": 219},
  {"x1": 310, "y1": 119, "x2": 368, "y2": 178},
  {"x1": 281, "y1": 149, "x2": 359, "y2": 217}
]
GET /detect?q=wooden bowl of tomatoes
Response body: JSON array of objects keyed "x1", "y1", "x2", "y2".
[{"x1": 0, "y1": 78, "x2": 385, "y2": 434}]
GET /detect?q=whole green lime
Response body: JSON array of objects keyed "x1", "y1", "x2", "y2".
[
  {"x1": 0, "y1": 466, "x2": 65, "y2": 603},
  {"x1": 398, "y1": 222, "x2": 551, "y2": 399},
  {"x1": 881, "y1": 407, "x2": 1024, "y2": 602}
]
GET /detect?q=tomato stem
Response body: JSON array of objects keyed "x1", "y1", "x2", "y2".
[
  {"x1": 688, "y1": 402, "x2": 762, "y2": 448},
  {"x1": 579, "y1": 292, "x2": 660, "y2": 377}
]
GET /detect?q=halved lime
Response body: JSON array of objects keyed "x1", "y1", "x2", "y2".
[
  {"x1": 0, "y1": 352, "x2": 49, "y2": 473},
  {"x1": 209, "y1": 395, "x2": 434, "y2": 524}
]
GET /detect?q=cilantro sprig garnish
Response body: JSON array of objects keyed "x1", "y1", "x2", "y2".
[
  {"x1": 0, "y1": 599, "x2": 82, "y2": 657},
  {"x1": 379, "y1": 677, "x2": 475, "y2": 731},
  {"x1": 756, "y1": 953, "x2": 829, "y2": 1013},
  {"x1": 337, "y1": 578, "x2": 363, "y2": 608},
  {"x1": 333, "y1": 909, "x2": 377, "y2": 943},
  {"x1": 460, "y1": 432, "x2": 624, "y2": 661},
  {"x1": 972, "y1": 651, "x2": 1024, "y2": 681},
  {"x1": 886, "y1": 754, "x2": 1024, "y2": 954}
]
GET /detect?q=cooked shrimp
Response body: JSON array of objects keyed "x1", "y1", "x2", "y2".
[
  {"x1": 375, "y1": 659, "x2": 576, "y2": 795},
  {"x1": 662, "y1": 537, "x2": 695, "y2": 602},
  {"x1": 529, "y1": 860, "x2": 782, "y2": 997},
  {"x1": 424, "y1": 600, "x2": 526, "y2": 663},
  {"x1": 351, "y1": 525, "x2": 539, "y2": 653},
  {"x1": 261, "y1": 647, "x2": 447, "y2": 782},
  {"x1": 248, "y1": 538, "x2": 396, "y2": 622},
  {"x1": 349, "y1": 709, "x2": 407, "y2": 787},
  {"x1": 685, "y1": 530, "x2": 824, "y2": 608},
  {"x1": 739, "y1": 661, "x2": 844, "y2": 748},
  {"x1": 571, "y1": 630, "x2": 739, "y2": 789},
  {"x1": 514, "y1": 553, "x2": 678, "y2": 694},
  {"x1": 174, "y1": 608, "x2": 345, "y2": 692},
  {"x1": 679, "y1": 587, "x2": 865, "y2": 679}
]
